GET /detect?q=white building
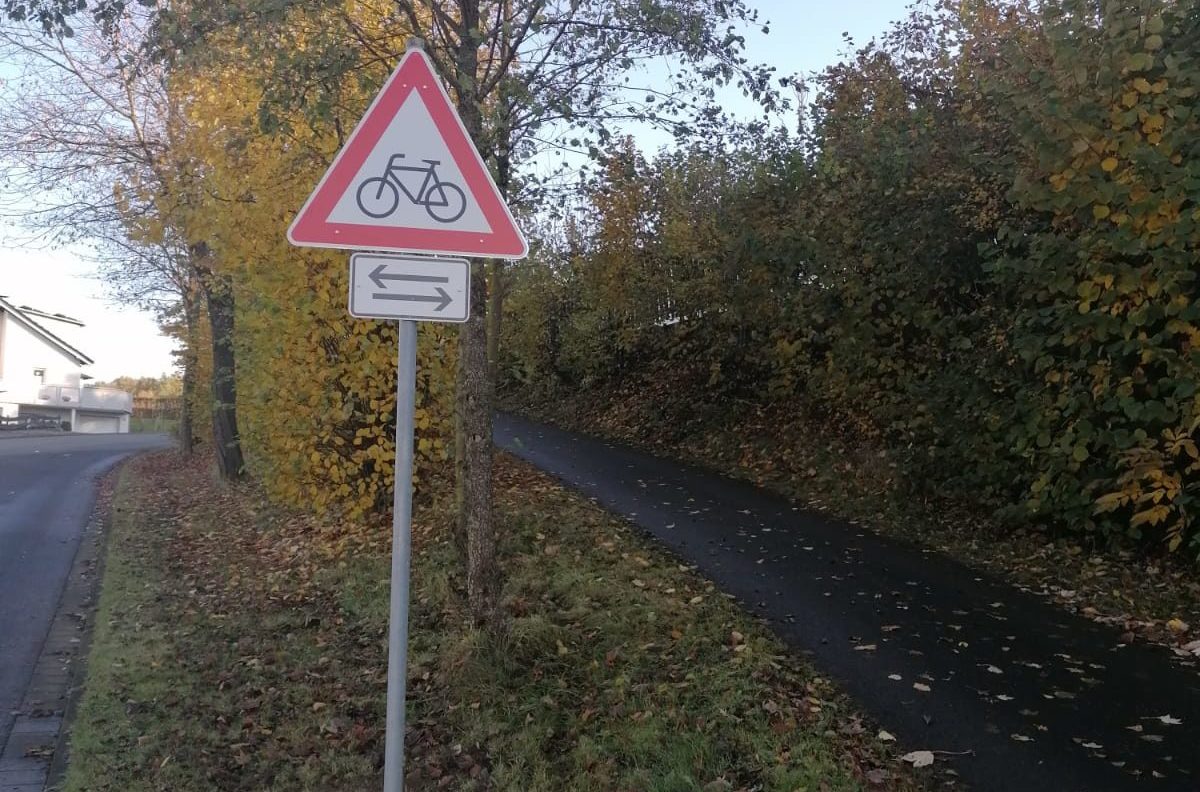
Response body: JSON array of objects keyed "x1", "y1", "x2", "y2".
[{"x1": 0, "y1": 296, "x2": 132, "y2": 433}]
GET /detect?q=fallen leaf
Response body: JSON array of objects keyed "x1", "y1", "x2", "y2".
[
  {"x1": 1166, "y1": 618, "x2": 1189, "y2": 634},
  {"x1": 900, "y1": 750, "x2": 934, "y2": 768},
  {"x1": 865, "y1": 768, "x2": 889, "y2": 785},
  {"x1": 855, "y1": 644, "x2": 877, "y2": 651},
  {"x1": 877, "y1": 730, "x2": 896, "y2": 742},
  {"x1": 913, "y1": 683, "x2": 931, "y2": 692}
]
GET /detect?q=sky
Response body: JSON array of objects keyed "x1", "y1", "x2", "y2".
[
  {"x1": 714, "y1": 0, "x2": 914, "y2": 120},
  {"x1": 0, "y1": 238, "x2": 178, "y2": 381},
  {"x1": 0, "y1": 0, "x2": 913, "y2": 383}
]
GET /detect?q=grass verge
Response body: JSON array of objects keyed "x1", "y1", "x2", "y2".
[
  {"x1": 63, "y1": 451, "x2": 928, "y2": 791},
  {"x1": 503, "y1": 386, "x2": 1200, "y2": 657},
  {"x1": 128, "y1": 416, "x2": 179, "y2": 434}
]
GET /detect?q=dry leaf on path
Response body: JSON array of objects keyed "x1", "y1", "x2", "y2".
[{"x1": 900, "y1": 750, "x2": 934, "y2": 768}]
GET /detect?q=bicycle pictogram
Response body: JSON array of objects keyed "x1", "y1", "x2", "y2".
[{"x1": 355, "y1": 153, "x2": 467, "y2": 223}]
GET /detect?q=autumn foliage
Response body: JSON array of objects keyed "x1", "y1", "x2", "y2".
[
  {"x1": 153, "y1": 6, "x2": 456, "y2": 517},
  {"x1": 503, "y1": 1, "x2": 1200, "y2": 555}
]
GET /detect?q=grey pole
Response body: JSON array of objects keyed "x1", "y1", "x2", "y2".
[{"x1": 384, "y1": 319, "x2": 418, "y2": 792}]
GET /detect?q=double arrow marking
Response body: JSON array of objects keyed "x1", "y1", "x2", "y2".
[{"x1": 369, "y1": 263, "x2": 452, "y2": 312}]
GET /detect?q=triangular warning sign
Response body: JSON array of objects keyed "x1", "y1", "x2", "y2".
[{"x1": 287, "y1": 49, "x2": 527, "y2": 259}]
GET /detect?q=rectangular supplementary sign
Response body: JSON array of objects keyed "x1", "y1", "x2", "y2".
[{"x1": 349, "y1": 252, "x2": 470, "y2": 323}]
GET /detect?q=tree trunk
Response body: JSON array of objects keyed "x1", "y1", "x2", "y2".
[
  {"x1": 487, "y1": 146, "x2": 512, "y2": 384},
  {"x1": 178, "y1": 285, "x2": 199, "y2": 456},
  {"x1": 459, "y1": 263, "x2": 498, "y2": 625},
  {"x1": 198, "y1": 268, "x2": 245, "y2": 480},
  {"x1": 487, "y1": 260, "x2": 503, "y2": 383},
  {"x1": 448, "y1": 6, "x2": 501, "y2": 628},
  {"x1": 452, "y1": 392, "x2": 467, "y2": 558}
]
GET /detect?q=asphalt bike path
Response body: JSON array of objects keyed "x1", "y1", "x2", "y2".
[{"x1": 494, "y1": 412, "x2": 1200, "y2": 792}]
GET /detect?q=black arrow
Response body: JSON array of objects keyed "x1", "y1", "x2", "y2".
[
  {"x1": 372, "y1": 287, "x2": 452, "y2": 312},
  {"x1": 370, "y1": 263, "x2": 449, "y2": 290}
]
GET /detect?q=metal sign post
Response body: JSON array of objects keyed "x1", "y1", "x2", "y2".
[
  {"x1": 346, "y1": 251, "x2": 468, "y2": 792},
  {"x1": 287, "y1": 38, "x2": 526, "y2": 792},
  {"x1": 384, "y1": 319, "x2": 418, "y2": 792}
]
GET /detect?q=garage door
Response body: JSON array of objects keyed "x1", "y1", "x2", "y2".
[{"x1": 75, "y1": 413, "x2": 121, "y2": 434}]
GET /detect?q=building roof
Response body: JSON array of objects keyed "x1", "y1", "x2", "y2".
[
  {"x1": 16, "y1": 305, "x2": 85, "y2": 327},
  {"x1": 0, "y1": 295, "x2": 94, "y2": 366}
]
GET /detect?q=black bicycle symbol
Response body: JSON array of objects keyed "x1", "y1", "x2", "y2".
[{"x1": 355, "y1": 153, "x2": 467, "y2": 223}]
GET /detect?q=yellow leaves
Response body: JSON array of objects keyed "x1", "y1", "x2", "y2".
[
  {"x1": 1092, "y1": 204, "x2": 1110, "y2": 220},
  {"x1": 1103, "y1": 436, "x2": 1196, "y2": 552},
  {"x1": 1100, "y1": 157, "x2": 1119, "y2": 172},
  {"x1": 1094, "y1": 490, "x2": 1130, "y2": 514},
  {"x1": 1141, "y1": 113, "x2": 1165, "y2": 134},
  {"x1": 1131, "y1": 504, "x2": 1171, "y2": 528},
  {"x1": 184, "y1": 39, "x2": 461, "y2": 521},
  {"x1": 1164, "y1": 528, "x2": 1183, "y2": 553},
  {"x1": 1133, "y1": 77, "x2": 1152, "y2": 94},
  {"x1": 1164, "y1": 428, "x2": 1200, "y2": 461}
]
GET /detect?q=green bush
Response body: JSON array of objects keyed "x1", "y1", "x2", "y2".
[{"x1": 502, "y1": 0, "x2": 1200, "y2": 556}]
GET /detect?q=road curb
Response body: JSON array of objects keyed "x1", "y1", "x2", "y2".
[{"x1": 0, "y1": 464, "x2": 121, "y2": 792}]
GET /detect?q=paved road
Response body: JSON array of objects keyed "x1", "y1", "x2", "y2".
[
  {"x1": 496, "y1": 413, "x2": 1200, "y2": 792},
  {"x1": 0, "y1": 433, "x2": 170, "y2": 748}
]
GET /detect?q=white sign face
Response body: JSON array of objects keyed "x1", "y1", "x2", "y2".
[{"x1": 349, "y1": 253, "x2": 470, "y2": 323}]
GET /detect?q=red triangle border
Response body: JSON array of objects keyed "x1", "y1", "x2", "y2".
[{"x1": 287, "y1": 50, "x2": 527, "y2": 259}]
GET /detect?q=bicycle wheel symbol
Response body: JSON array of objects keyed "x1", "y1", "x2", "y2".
[
  {"x1": 423, "y1": 182, "x2": 467, "y2": 223},
  {"x1": 356, "y1": 177, "x2": 399, "y2": 219}
]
